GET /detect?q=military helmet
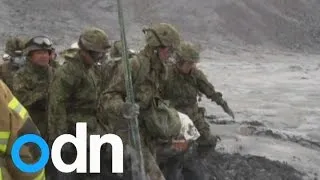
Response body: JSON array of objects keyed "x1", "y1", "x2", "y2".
[
  {"x1": 143, "y1": 23, "x2": 180, "y2": 49},
  {"x1": 78, "y1": 27, "x2": 111, "y2": 53},
  {"x1": 176, "y1": 41, "x2": 200, "y2": 63},
  {"x1": 23, "y1": 36, "x2": 53, "y2": 56},
  {"x1": 5, "y1": 37, "x2": 27, "y2": 57},
  {"x1": 110, "y1": 40, "x2": 136, "y2": 58}
]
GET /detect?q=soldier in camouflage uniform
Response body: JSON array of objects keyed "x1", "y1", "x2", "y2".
[
  {"x1": 0, "y1": 79, "x2": 46, "y2": 180},
  {"x1": 12, "y1": 36, "x2": 55, "y2": 141},
  {"x1": 98, "y1": 23, "x2": 181, "y2": 180},
  {"x1": 11, "y1": 36, "x2": 55, "y2": 179},
  {"x1": 98, "y1": 40, "x2": 137, "y2": 93},
  {"x1": 48, "y1": 27, "x2": 111, "y2": 179},
  {"x1": 161, "y1": 41, "x2": 235, "y2": 179},
  {"x1": 55, "y1": 43, "x2": 79, "y2": 65},
  {"x1": 0, "y1": 37, "x2": 27, "y2": 89}
]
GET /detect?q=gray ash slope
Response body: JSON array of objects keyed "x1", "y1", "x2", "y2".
[
  {"x1": 1, "y1": 0, "x2": 320, "y2": 179},
  {"x1": 1, "y1": 0, "x2": 320, "y2": 52}
]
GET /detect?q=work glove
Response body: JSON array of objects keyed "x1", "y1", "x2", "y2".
[
  {"x1": 212, "y1": 92, "x2": 235, "y2": 119},
  {"x1": 122, "y1": 102, "x2": 140, "y2": 119},
  {"x1": 212, "y1": 92, "x2": 223, "y2": 105},
  {"x1": 197, "y1": 134, "x2": 221, "y2": 157}
]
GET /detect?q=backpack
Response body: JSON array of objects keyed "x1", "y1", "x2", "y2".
[
  {"x1": 130, "y1": 55, "x2": 182, "y2": 139},
  {"x1": 143, "y1": 98, "x2": 182, "y2": 139}
]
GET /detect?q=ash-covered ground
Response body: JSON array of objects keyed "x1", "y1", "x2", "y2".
[{"x1": 1, "y1": 0, "x2": 320, "y2": 179}]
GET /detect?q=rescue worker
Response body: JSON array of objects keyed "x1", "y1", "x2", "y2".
[
  {"x1": 48, "y1": 27, "x2": 112, "y2": 179},
  {"x1": 160, "y1": 41, "x2": 235, "y2": 179},
  {"x1": 98, "y1": 40, "x2": 137, "y2": 95},
  {"x1": 99, "y1": 23, "x2": 181, "y2": 180},
  {"x1": 12, "y1": 35, "x2": 55, "y2": 141},
  {"x1": 0, "y1": 79, "x2": 45, "y2": 180},
  {"x1": 0, "y1": 37, "x2": 27, "y2": 89}
]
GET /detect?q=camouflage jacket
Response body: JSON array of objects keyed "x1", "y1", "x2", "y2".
[
  {"x1": 12, "y1": 61, "x2": 53, "y2": 138},
  {"x1": 58, "y1": 48, "x2": 105, "y2": 94},
  {"x1": 0, "y1": 61, "x2": 22, "y2": 90},
  {"x1": 99, "y1": 46, "x2": 168, "y2": 138},
  {"x1": 161, "y1": 65, "x2": 219, "y2": 137},
  {"x1": 48, "y1": 51, "x2": 105, "y2": 143}
]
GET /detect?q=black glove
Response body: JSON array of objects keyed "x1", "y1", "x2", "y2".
[
  {"x1": 212, "y1": 92, "x2": 235, "y2": 119},
  {"x1": 212, "y1": 92, "x2": 223, "y2": 105},
  {"x1": 197, "y1": 134, "x2": 220, "y2": 157},
  {"x1": 122, "y1": 102, "x2": 140, "y2": 119}
]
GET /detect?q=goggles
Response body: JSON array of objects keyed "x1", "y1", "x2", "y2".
[{"x1": 26, "y1": 36, "x2": 53, "y2": 48}]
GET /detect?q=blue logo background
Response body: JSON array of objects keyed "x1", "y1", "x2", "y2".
[{"x1": 11, "y1": 134, "x2": 49, "y2": 173}]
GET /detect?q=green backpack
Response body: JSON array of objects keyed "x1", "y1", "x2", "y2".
[
  {"x1": 143, "y1": 98, "x2": 182, "y2": 139},
  {"x1": 132, "y1": 55, "x2": 182, "y2": 139}
]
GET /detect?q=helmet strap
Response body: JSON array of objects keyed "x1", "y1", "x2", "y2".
[{"x1": 78, "y1": 37, "x2": 87, "y2": 51}]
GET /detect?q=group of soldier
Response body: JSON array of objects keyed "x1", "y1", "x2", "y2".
[{"x1": 0, "y1": 22, "x2": 234, "y2": 180}]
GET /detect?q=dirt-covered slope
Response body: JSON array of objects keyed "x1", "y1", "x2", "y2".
[{"x1": 1, "y1": 0, "x2": 320, "y2": 52}]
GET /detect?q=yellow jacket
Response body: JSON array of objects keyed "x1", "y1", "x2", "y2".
[{"x1": 0, "y1": 80, "x2": 45, "y2": 180}]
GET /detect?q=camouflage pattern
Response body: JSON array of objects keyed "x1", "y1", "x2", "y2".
[
  {"x1": 100, "y1": 46, "x2": 168, "y2": 136},
  {"x1": 162, "y1": 65, "x2": 222, "y2": 142},
  {"x1": 79, "y1": 27, "x2": 111, "y2": 52},
  {"x1": 48, "y1": 28, "x2": 112, "y2": 179},
  {"x1": 94, "y1": 57, "x2": 113, "y2": 98},
  {"x1": 110, "y1": 40, "x2": 136, "y2": 58},
  {"x1": 1, "y1": 37, "x2": 28, "y2": 89},
  {"x1": 99, "y1": 46, "x2": 168, "y2": 180},
  {"x1": 98, "y1": 23, "x2": 182, "y2": 179},
  {"x1": 12, "y1": 61, "x2": 53, "y2": 140},
  {"x1": 175, "y1": 41, "x2": 200, "y2": 63},
  {"x1": 49, "y1": 48, "x2": 61, "y2": 69},
  {"x1": 49, "y1": 58, "x2": 61, "y2": 68},
  {"x1": 56, "y1": 47, "x2": 79, "y2": 65},
  {"x1": 0, "y1": 61, "x2": 20, "y2": 90},
  {"x1": 4, "y1": 36, "x2": 26, "y2": 57},
  {"x1": 143, "y1": 23, "x2": 180, "y2": 49},
  {"x1": 48, "y1": 50, "x2": 107, "y2": 143},
  {"x1": 98, "y1": 41, "x2": 137, "y2": 94}
]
